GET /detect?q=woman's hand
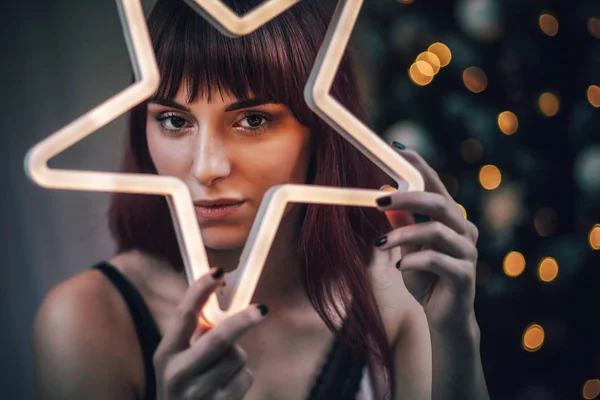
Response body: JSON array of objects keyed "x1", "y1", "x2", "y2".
[
  {"x1": 153, "y1": 268, "x2": 268, "y2": 400},
  {"x1": 374, "y1": 144, "x2": 480, "y2": 337}
]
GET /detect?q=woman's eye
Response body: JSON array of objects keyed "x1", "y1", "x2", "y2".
[
  {"x1": 156, "y1": 114, "x2": 191, "y2": 132},
  {"x1": 237, "y1": 113, "x2": 271, "y2": 132}
]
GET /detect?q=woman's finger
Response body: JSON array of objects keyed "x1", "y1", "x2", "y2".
[
  {"x1": 181, "y1": 304, "x2": 267, "y2": 373},
  {"x1": 376, "y1": 221, "x2": 476, "y2": 261},
  {"x1": 376, "y1": 191, "x2": 467, "y2": 235},
  {"x1": 398, "y1": 249, "x2": 475, "y2": 291},
  {"x1": 392, "y1": 146, "x2": 453, "y2": 200},
  {"x1": 154, "y1": 268, "x2": 225, "y2": 363},
  {"x1": 216, "y1": 367, "x2": 255, "y2": 400}
]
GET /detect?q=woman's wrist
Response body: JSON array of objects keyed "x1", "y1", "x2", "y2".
[
  {"x1": 428, "y1": 310, "x2": 481, "y2": 346},
  {"x1": 428, "y1": 314, "x2": 489, "y2": 400}
]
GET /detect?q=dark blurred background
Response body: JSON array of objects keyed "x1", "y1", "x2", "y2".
[{"x1": 2, "y1": 0, "x2": 599, "y2": 399}]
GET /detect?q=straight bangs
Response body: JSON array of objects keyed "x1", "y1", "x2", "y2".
[{"x1": 149, "y1": 0, "x2": 325, "y2": 126}]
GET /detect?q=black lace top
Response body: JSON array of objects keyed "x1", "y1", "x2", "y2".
[{"x1": 94, "y1": 261, "x2": 366, "y2": 400}]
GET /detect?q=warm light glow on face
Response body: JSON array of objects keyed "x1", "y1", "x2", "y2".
[
  {"x1": 503, "y1": 251, "x2": 526, "y2": 277},
  {"x1": 498, "y1": 111, "x2": 519, "y2": 135},
  {"x1": 588, "y1": 85, "x2": 600, "y2": 108},
  {"x1": 409, "y1": 61, "x2": 434, "y2": 86},
  {"x1": 589, "y1": 224, "x2": 600, "y2": 250},
  {"x1": 479, "y1": 165, "x2": 502, "y2": 190},
  {"x1": 588, "y1": 17, "x2": 600, "y2": 39},
  {"x1": 416, "y1": 51, "x2": 441, "y2": 75},
  {"x1": 538, "y1": 92, "x2": 560, "y2": 116},
  {"x1": 463, "y1": 66, "x2": 488, "y2": 93},
  {"x1": 523, "y1": 323, "x2": 545, "y2": 352},
  {"x1": 533, "y1": 207, "x2": 558, "y2": 237},
  {"x1": 583, "y1": 379, "x2": 600, "y2": 400},
  {"x1": 460, "y1": 138, "x2": 483, "y2": 163},
  {"x1": 539, "y1": 13, "x2": 559, "y2": 36},
  {"x1": 428, "y1": 42, "x2": 452, "y2": 67},
  {"x1": 538, "y1": 257, "x2": 559, "y2": 282}
]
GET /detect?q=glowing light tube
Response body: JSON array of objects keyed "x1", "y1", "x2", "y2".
[{"x1": 24, "y1": 0, "x2": 423, "y2": 326}]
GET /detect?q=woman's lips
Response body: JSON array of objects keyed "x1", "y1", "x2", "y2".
[{"x1": 194, "y1": 201, "x2": 246, "y2": 221}]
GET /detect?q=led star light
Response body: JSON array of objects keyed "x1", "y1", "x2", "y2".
[{"x1": 24, "y1": 0, "x2": 423, "y2": 326}]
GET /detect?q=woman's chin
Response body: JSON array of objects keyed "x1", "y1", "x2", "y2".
[{"x1": 199, "y1": 226, "x2": 249, "y2": 250}]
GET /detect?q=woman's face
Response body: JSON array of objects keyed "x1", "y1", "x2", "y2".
[{"x1": 146, "y1": 86, "x2": 312, "y2": 250}]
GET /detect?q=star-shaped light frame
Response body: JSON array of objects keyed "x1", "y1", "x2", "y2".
[{"x1": 24, "y1": 0, "x2": 423, "y2": 325}]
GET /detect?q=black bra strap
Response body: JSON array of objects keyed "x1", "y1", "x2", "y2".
[
  {"x1": 93, "y1": 262, "x2": 161, "y2": 400},
  {"x1": 307, "y1": 315, "x2": 367, "y2": 399}
]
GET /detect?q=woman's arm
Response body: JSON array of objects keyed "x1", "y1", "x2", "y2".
[
  {"x1": 32, "y1": 272, "x2": 142, "y2": 400},
  {"x1": 429, "y1": 318, "x2": 488, "y2": 400},
  {"x1": 372, "y1": 145, "x2": 490, "y2": 400},
  {"x1": 368, "y1": 248, "x2": 432, "y2": 400},
  {"x1": 391, "y1": 305, "x2": 488, "y2": 400},
  {"x1": 391, "y1": 297, "x2": 432, "y2": 400}
]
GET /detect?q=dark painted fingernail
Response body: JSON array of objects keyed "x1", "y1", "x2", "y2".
[
  {"x1": 395, "y1": 260, "x2": 401, "y2": 270},
  {"x1": 374, "y1": 236, "x2": 388, "y2": 247},
  {"x1": 211, "y1": 267, "x2": 224, "y2": 280},
  {"x1": 392, "y1": 141, "x2": 406, "y2": 150},
  {"x1": 376, "y1": 196, "x2": 391, "y2": 207},
  {"x1": 257, "y1": 304, "x2": 269, "y2": 316}
]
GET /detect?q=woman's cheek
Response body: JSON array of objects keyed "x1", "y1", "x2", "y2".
[{"x1": 147, "y1": 133, "x2": 192, "y2": 176}]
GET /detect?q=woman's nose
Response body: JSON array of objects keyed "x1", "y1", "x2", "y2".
[{"x1": 191, "y1": 134, "x2": 231, "y2": 187}]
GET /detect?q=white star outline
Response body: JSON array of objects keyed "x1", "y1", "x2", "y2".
[{"x1": 24, "y1": 0, "x2": 424, "y2": 325}]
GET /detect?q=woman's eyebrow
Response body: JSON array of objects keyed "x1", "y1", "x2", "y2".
[
  {"x1": 147, "y1": 97, "x2": 282, "y2": 112},
  {"x1": 225, "y1": 98, "x2": 282, "y2": 111},
  {"x1": 148, "y1": 97, "x2": 190, "y2": 112}
]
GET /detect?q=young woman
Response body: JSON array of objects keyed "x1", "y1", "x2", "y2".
[{"x1": 32, "y1": 0, "x2": 489, "y2": 399}]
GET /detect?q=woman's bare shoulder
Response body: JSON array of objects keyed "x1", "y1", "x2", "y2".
[{"x1": 32, "y1": 267, "x2": 143, "y2": 399}]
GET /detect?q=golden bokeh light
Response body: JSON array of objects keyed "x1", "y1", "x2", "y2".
[
  {"x1": 457, "y1": 203, "x2": 467, "y2": 219},
  {"x1": 463, "y1": 66, "x2": 488, "y2": 93},
  {"x1": 538, "y1": 257, "x2": 559, "y2": 282},
  {"x1": 498, "y1": 111, "x2": 519, "y2": 135},
  {"x1": 538, "y1": 92, "x2": 560, "y2": 116},
  {"x1": 415, "y1": 60, "x2": 434, "y2": 77},
  {"x1": 588, "y1": 85, "x2": 600, "y2": 108},
  {"x1": 589, "y1": 224, "x2": 600, "y2": 250},
  {"x1": 398, "y1": 0, "x2": 414, "y2": 4},
  {"x1": 522, "y1": 323, "x2": 545, "y2": 352},
  {"x1": 503, "y1": 251, "x2": 526, "y2": 277},
  {"x1": 583, "y1": 379, "x2": 600, "y2": 400},
  {"x1": 409, "y1": 61, "x2": 434, "y2": 86},
  {"x1": 479, "y1": 165, "x2": 502, "y2": 190},
  {"x1": 533, "y1": 207, "x2": 558, "y2": 237},
  {"x1": 588, "y1": 17, "x2": 600, "y2": 39},
  {"x1": 416, "y1": 51, "x2": 441, "y2": 75},
  {"x1": 460, "y1": 138, "x2": 483, "y2": 163},
  {"x1": 428, "y1": 42, "x2": 452, "y2": 67},
  {"x1": 539, "y1": 13, "x2": 559, "y2": 36}
]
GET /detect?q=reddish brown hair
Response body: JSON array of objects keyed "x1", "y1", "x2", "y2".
[{"x1": 109, "y1": 0, "x2": 395, "y2": 394}]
